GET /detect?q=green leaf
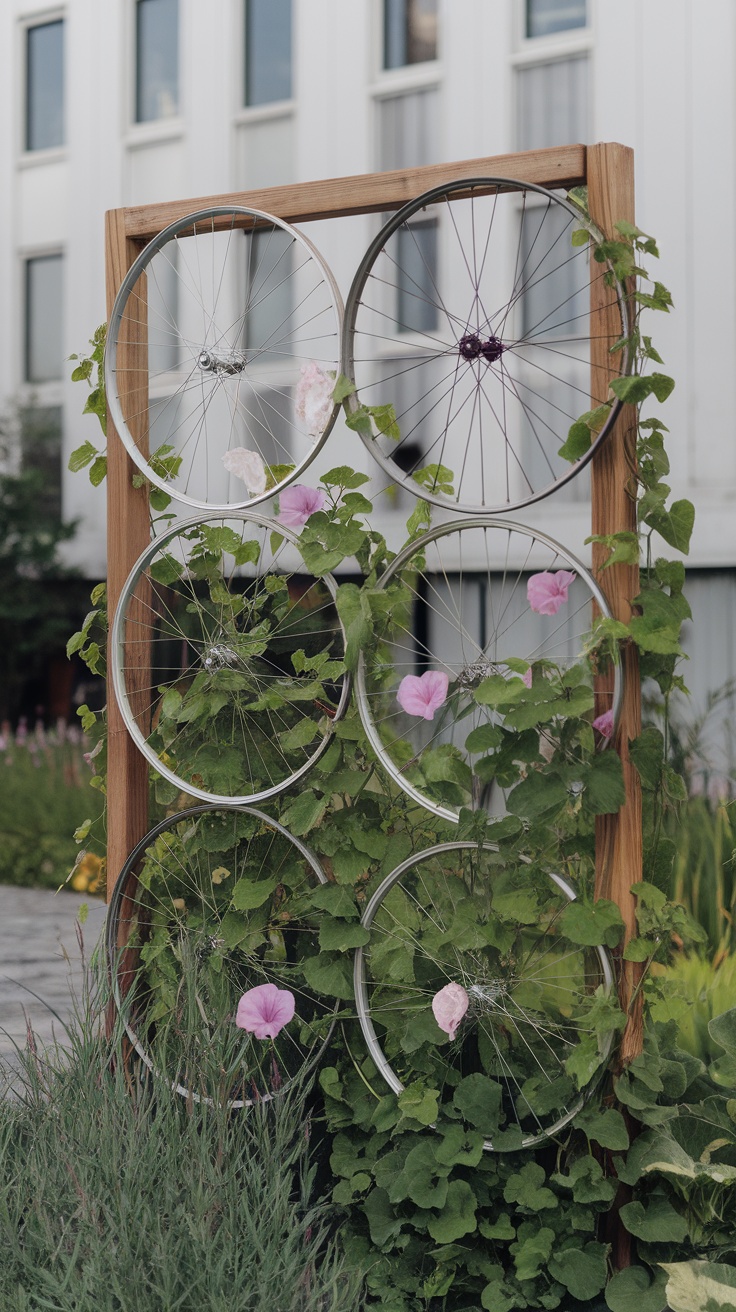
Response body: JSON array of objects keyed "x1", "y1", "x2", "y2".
[
  {"x1": 309, "y1": 884, "x2": 358, "y2": 919},
  {"x1": 362, "y1": 1188, "x2": 403, "y2": 1248},
  {"x1": 619, "y1": 1198, "x2": 689, "y2": 1244},
  {"x1": 605, "y1": 1265, "x2": 668, "y2": 1312},
  {"x1": 301, "y1": 952, "x2": 353, "y2": 1000},
  {"x1": 231, "y1": 875, "x2": 277, "y2": 910},
  {"x1": 68, "y1": 440, "x2": 97, "y2": 472},
  {"x1": 503, "y1": 1163, "x2": 556, "y2": 1212},
  {"x1": 645, "y1": 498, "x2": 694, "y2": 553},
  {"x1": 332, "y1": 374, "x2": 356, "y2": 403},
  {"x1": 280, "y1": 791, "x2": 326, "y2": 835},
  {"x1": 89, "y1": 455, "x2": 107, "y2": 486},
  {"x1": 388, "y1": 1141, "x2": 449, "y2": 1209},
  {"x1": 73, "y1": 819, "x2": 93, "y2": 843},
  {"x1": 547, "y1": 1242, "x2": 608, "y2": 1301},
  {"x1": 662, "y1": 1261, "x2": 736, "y2": 1312},
  {"x1": 506, "y1": 771, "x2": 567, "y2": 819},
  {"x1": 561, "y1": 898, "x2": 625, "y2": 948},
  {"x1": 279, "y1": 718, "x2": 319, "y2": 752},
  {"x1": 322, "y1": 466, "x2": 370, "y2": 490},
  {"x1": 575, "y1": 1106, "x2": 630, "y2": 1150},
  {"x1": 426, "y1": 1180, "x2": 477, "y2": 1243},
  {"x1": 318, "y1": 919, "x2": 370, "y2": 952},
  {"x1": 367, "y1": 403, "x2": 400, "y2": 441},
  {"x1": 581, "y1": 751, "x2": 626, "y2": 814},
  {"x1": 453, "y1": 1074, "x2": 503, "y2": 1133},
  {"x1": 149, "y1": 553, "x2": 184, "y2": 586},
  {"x1": 709, "y1": 1007, "x2": 736, "y2": 1058},
  {"x1": 397, "y1": 1081, "x2": 439, "y2": 1126}
]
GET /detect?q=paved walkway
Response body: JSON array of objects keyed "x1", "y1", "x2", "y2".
[{"x1": 0, "y1": 885, "x2": 107, "y2": 1063}]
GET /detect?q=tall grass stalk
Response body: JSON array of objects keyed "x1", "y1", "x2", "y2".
[
  {"x1": 0, "y1": 962, "x2": 365, "y2": 1311},
  {"x1": 668, "y1": 797, "x2": 736, "y2": 959}
]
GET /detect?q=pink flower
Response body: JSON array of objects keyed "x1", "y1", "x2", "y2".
[
  {"x1": 432, "y1": 982, "x2": 469, "y2": 1040},
  {"x1": 397, "y1": 670, "x2": 449, "y2": 721},
  {"x1": 527, "y1": 570, "x2": 577, "y2": 616},
  {"x1": 295, "y1": 362, "x2": 335, "y2": 436},
  {"x1": 278, "y1": 484, "x2": 326, "y2": 528},
  {"x1": 222, "y1": 447, "x2": 267, "y2": 495},
  {"x1": 593, "y1": 709, "x2": 614, "y2": 739},
  {"x1": 522, "y1": 667, "x2": 533, "y2": 689},
  {"x1": 235, "y1": 984, "x2": 295, "y2": 1039}
]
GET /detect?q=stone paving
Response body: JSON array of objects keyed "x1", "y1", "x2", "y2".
[{"x1": 0, "y1": 884, "x2": 107, "y2": 1062}]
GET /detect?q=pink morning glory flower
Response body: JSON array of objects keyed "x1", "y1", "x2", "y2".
[
  {"x1": 278, "y1": 485, "x2": 326, "y2": 528},
  {"x1": 593, "y1": 709, "x2": 615, "y2": 739},
  {"x1": 432, "y1": 982, "x2": 469, "y2": 1040},
  {"x1": 527, "y1": 570, "x2": 577, "y2": 616},
  {"x1": 235, "y1": 984, "x2": 295, "y2": 1039},
  {"x1": 295, "y1": 362, "x2": 335, "y2": 436},
  {"x1": 397, "y1": 670, "x2": 449, "y2": 721},
  {"x1": 522, "y1": 667, "x2": 533, "y2": 689}
]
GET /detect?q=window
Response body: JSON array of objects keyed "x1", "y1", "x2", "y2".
[
  {"x1": 25, "y1": 255, "x2": 63, "y2": 384},
  {"x1": 135, "y1": 0, "x2": 179, "y2": 123},
  {"x1": 378, "y1": 88, "x2": 439, "y2": 172},
  {"x1": 25, "y1": 19, "x2": 64, "y2": 151},
  {"x1": 246, "y1": 228, "x2": 293, "y2": 359},
  {"x1": 20, "y1": 404, "x2": 62, "y2": 521},
  {"x1": 244, "y1": 0, "x2": 292, "y2": 107},
  {"x1": 516, "y1": 55, "x2": 588, "y2": 150},
  {"x1": 396, "y1": 220, "x2": 438, "y2": 334},
  {"x1": 384, "y1": 0, "x2": 438, "y2": 68},
  {"x1": 526, "y1": 0, "x2": 587, "y2": 39}
]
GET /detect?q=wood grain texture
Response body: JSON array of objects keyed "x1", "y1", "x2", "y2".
[
  {"x1": 105, "y1": 209, "x2": 151, "y2": 901},
  {"x1": 587, "y1": 145, "x2": 644, "y2": 1069},
  {"x1": 121, "y1": 145, "x2": 587, "y2": 239}
]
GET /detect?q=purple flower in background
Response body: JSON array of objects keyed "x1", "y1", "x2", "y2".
[
  {"x1": 593, "y1": 709, "x2": 614, "y2": 739},
  {"x1": 432, "y1": 982, "x2": 469, "y2": 1040},
  {"x1": 295, "y1": 362, "x2": 335, "y2": 436},
  {"x1": 527, "y1": 570, "x2": 577, "y2": 616},
  {"x1": 397, "y1": 670, "x2": 449, "y2": 721},
  {"x1": 235, "y1": 984, "x2": 295, "y2": 1040},
  {"x1": 278, "y1": 485, "x2": 326, "y2": 528}
]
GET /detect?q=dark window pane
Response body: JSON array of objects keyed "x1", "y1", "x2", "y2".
[
  {"x1": 245, "y1": 0, "x2": 292, "y2": 106},
  {"x1": 526, "y1": 0, "x2": 586, "y2": 38},
  {"x1": 136, "y1": 0, "x2": 179, "y2": 122},
  {"x1": 21, "y1": 405, "x2": 63, "y2": 521},
  {"x1": 384, "y1": 0, "x2": 437, "y2": 68},
  {"x1": 396, "y1": 220, "x2": 438, "y2": 334},
  {"x1": 25, "y1": 255, "x2": 63, "y2": 384},
  {"x1": 26, "y1": 21, "x2": 64, "y2": 151}
]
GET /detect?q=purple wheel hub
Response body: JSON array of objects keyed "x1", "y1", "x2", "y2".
[{"x1": 458, "y1": 332, "x2": 507, "y2": 364}]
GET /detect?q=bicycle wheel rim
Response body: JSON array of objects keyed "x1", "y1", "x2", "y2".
[
  {"x1": 111, "y1": 510, "x2": 350, "y2": 805},
  {"x1": 106, "y1": 205, "x2": 343, "y2": 511},
  {"x1": 107, "y1": 804, "x2": 338, "y2": 1107},
  {"x1": 354, "y1": 841, "x2": 615, "y2": 1150},
  {"x1": 343, "y1": 177, "x2": 630, "y2": 515},
  {"x1": 356, "y1": 517, "x2": 622, "y2": 822}
]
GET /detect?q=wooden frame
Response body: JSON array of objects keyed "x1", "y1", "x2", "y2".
[{"x1": 104, "y1": 141, "x2": 642, "y2": 1053}]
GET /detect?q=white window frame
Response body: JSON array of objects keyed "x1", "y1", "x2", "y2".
[
  {"x1": 18, "y1": 8, "x2": 66, "y2": 165},
  {"x1": 22, "y1": 247, "x2": 65, "y2": 391}
]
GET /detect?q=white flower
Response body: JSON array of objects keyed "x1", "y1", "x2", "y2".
[
  {"x1": 222, "y1": 447, "x2": 267, "y2": 495},
  {"x1": 295, "y1": 362, "x2": 334, "y2": 437}
]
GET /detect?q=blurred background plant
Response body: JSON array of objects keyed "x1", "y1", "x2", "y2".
[{"x1": 0, "y1": 716, "x2": 104, "y2": 893}]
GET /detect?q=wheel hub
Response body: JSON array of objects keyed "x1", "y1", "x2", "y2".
[
  {"x1": 468, "y1": 980, "x2": 508, "y2": 1008},
  {"x1": 456, "y1": 659, "x2": 497, "y2": 688},
  {"x1": 458, "y1": 333, "x2": 507, "y2": 364},
  {"x1": 197, "y1": 349, "x2": 247, "y2": 376},
  {"x1": 202, "y1": 644, "x2": 241, "y2": 672}
]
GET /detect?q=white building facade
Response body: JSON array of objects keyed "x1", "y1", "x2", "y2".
[{"x1": 1, "y1": 0, "x2": 734, "y2": 767}]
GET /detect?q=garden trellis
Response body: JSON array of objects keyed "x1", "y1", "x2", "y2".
[{"x1": 103, "y1": 141, "x2": 643, "y2": 1064}]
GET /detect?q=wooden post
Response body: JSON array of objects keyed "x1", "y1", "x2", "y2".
[{"x1": 104, "y1": 210, "x2": 151, "y2": 901}]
